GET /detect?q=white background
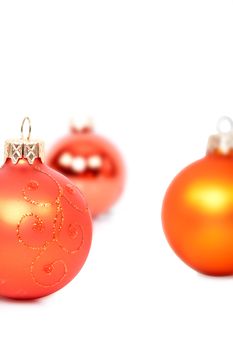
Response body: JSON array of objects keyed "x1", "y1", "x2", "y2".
[{"x1": 0, "y1": 1, "x2": 233, "y2": 349}]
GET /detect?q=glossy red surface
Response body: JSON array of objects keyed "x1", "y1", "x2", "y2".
[{"x1": 47, "y1": 129, "x2": 125, "y2": 216}]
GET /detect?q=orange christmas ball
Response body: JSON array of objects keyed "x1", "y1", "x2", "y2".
[
  {"x1": 162, "y1": 119, "x2": 233, "y2": 276},
  {"x1": 47, "y1": 123, "x2": 125, "y2": 216},
  {"x1": 0, "y1": 119, "x2": 92, "y2": 299}
]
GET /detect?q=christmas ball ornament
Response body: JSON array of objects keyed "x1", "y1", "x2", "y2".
[
  {"x1": 162, "y1": 117, "x2": 233, "y2": 276},
  {"x1": 47, "y1": 120, "x2": 125, "y2": 216},
  {"x1": 0, "y1": 118, "x2": 92, "y2": 299}
]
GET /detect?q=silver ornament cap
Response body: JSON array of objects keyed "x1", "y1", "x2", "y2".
[
  {"x1": 4, "y1": 117, "x2": 45, "y2": 165},
  {"x1": 207, "y1": 116, "x2": 233, "y2": 155}
]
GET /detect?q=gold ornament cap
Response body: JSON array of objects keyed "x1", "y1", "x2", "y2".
[
  {"x1": 4, "y1": 117, "x2": 45, "y2": 165},
  {"x1": 207, "y1": 116, "x2": 233, "y2": 155}
]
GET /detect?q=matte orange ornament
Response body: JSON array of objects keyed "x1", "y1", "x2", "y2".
[
  {"x1": 47, "y1": 120, "x2": 125, "y2": 216},
  {"x1": 0, "y1": 118, "x2": 92, "y2": 299},
  {"x1": 162, "y1": 117, "x2": 233, "y2": 276}
]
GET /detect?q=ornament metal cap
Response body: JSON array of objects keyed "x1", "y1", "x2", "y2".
[
  {"x1": 207, "y1": 116, "x2": 233, "y2": 155},
  {"x1": 70, "y1": 117, "x2": 94, "y2": 134},
  {"x1": 4, "y1": 117, "x2": 45, "y2": 165}
]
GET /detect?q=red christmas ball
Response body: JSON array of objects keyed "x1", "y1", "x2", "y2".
[
  {"x1": 47, "y1": 124, "x2": 125, "y2": 216},
  {"x1": 0, "y1": 119, "x2": 92, "y2": 299}
]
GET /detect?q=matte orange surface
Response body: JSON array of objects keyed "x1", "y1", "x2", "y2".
[
  {"x1": 47, "y1": 130, "x2": 125, "y2": 216},
  {"x1": 0, "y1": 159, "x2": 92, "y2": 299},
  {"x1": 162, "y1": 153, "x2": 233, "y2": 276}
]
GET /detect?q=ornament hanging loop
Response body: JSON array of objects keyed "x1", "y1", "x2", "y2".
[
  {"x1": 217, "y1": 116, "x2": 233, "y2": 134},
  {"x1": 21, "y1": 117, "x2": 31, "y2": 141}
]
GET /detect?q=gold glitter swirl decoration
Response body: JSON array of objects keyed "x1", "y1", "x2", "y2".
[
  {"x1": 17, "y1": 165, "x2": 86, "y2": 288},
  {"x1": 57, "y1": 222, "x2": 84, "y2": 254},
  {"x1": 16, "y1": 213, "x2": 50, "y2": 250},
  {"x1": 63, "y1": 182, "x2": 88, "y2": 212},
  {"x1": 30, "y1": 244, "x2": 68, "y2": 288}
]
